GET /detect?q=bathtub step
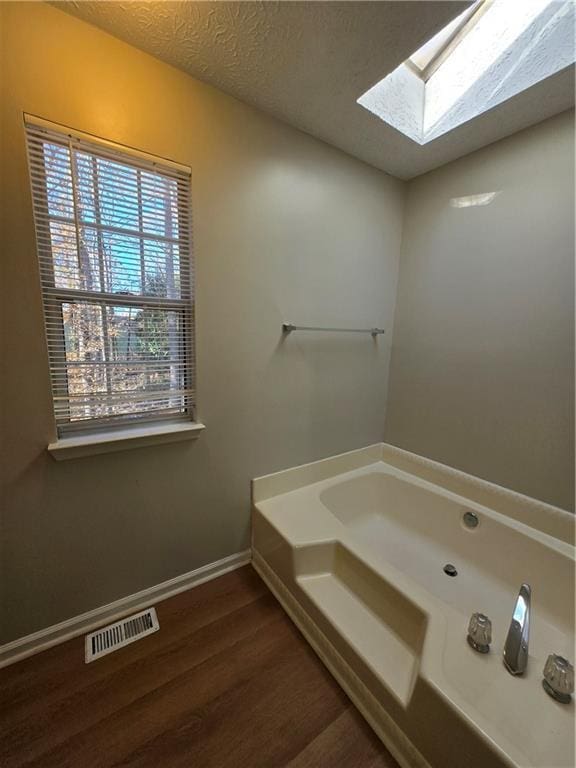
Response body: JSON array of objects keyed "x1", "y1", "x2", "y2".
[{"x1": 297, "y1": 546, "x2": 425, "y2": 709}]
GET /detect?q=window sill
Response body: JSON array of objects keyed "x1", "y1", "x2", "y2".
[{"x1": 48, "y1": 421, "x2": 206, "y2": 461}]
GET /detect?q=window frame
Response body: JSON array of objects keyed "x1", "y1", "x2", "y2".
[
  {"x1": 406, "y1": 0, "x2": 491, "y2": 83},
  {"x1": 25, "y1": 114, "x2": 198, "y2": 443}
]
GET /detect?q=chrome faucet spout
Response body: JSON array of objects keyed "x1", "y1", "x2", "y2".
[{"x1": 503, "y1": 583, "x2": 531, "y2": 676}]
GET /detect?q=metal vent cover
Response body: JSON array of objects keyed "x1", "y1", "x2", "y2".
[{"x1": 85, "y1": 607, "x2": 159, "y2": 663}]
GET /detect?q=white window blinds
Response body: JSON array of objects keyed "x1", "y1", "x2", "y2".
[{"x1": 25, "y1": 118, "x2": 195, "y2": 433}]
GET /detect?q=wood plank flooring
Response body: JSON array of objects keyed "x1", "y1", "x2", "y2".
[{"x1": 0, "y1": 565, "x2": 399, "y2": 768}]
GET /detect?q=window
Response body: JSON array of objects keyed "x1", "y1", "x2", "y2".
[
  {"x1": 25, "y1": 117, "x2": 195, "y2": 436},
  {"x1": 358, "y1": 0, "x2": 575, "y2": 144},
  {"x1": 405, "y1": 0, "x2": 486, "y2": 83}
]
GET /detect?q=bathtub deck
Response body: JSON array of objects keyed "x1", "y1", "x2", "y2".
[{"x1": 0, "y1": 565, "x2": 398, "y2": 768}]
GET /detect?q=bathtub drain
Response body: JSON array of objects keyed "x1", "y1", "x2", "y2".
[{"x1": 443, "y1": 564, "x2": 458, "y2": 577}]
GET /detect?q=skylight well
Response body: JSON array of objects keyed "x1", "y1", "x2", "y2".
[
  {"x1": 406, "y1": 0, "x2": 485, "y2": 81},
  {"x1": 358, "y1": 0, "x2": 575, "y2": 145}
]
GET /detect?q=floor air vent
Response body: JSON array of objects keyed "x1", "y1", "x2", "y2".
[{"x1": 85, "y1": 607, "x2": 159, "y2": 663}]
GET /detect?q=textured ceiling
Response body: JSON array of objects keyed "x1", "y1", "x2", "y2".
[{"x1": 56, "y1": 1, "x2": 575, "y2": 179}]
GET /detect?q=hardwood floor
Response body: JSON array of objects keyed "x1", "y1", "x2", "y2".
[{"x1": 0, "y1": 565, "x2": 398, "y2": 768}]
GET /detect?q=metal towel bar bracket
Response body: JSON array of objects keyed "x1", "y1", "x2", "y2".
[{"x1": 282, "y1": 323, "x2": 385, "y2": 337}]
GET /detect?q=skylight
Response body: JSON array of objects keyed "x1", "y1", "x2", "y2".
[
  {"x1": 407, "y1": 0, "x2": 485, "y2": 80},
  {"x1": 358, "y1": 0, "x2": 575, "y2": 145}
]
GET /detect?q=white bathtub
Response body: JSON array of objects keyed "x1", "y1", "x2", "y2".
[{"x1": 251, "y1": 444, "x2": 575, "y2": 768}]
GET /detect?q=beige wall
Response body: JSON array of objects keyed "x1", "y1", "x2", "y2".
[
  {"x1": 385, "y1": 111, "x2": 575, "y2": 511},
  {"x1": 0, "y1": 3, "x2": 404, "y2": 642}
]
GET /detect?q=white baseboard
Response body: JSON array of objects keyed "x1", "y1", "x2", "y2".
[{"x1": 0, "y1": 549, "x2": 251, "y2": 670}]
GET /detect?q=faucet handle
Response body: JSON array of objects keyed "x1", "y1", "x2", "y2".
[
  {"x1": 542, "y1": 654, "x2": 574, "y2": 703},
  {"x1": 467, "y1": 612, "x2": 492, "y2": 653}
]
